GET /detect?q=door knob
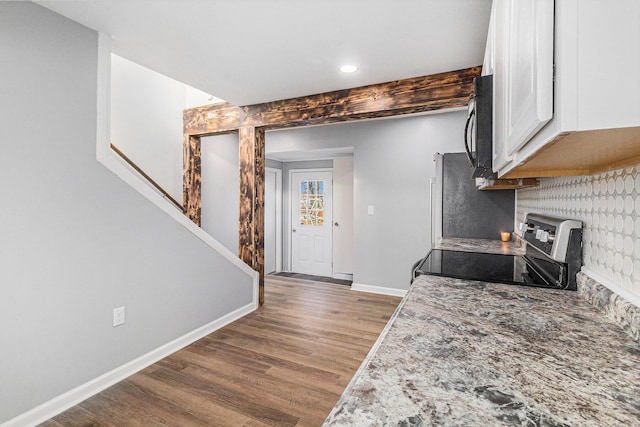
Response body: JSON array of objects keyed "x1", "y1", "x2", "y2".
[
  {"x1": 292, "y1": 228, "x2": 297, "y2": 233},
  {"x1": 334, "y1": 222, "x2": 339, "y2": 226}
]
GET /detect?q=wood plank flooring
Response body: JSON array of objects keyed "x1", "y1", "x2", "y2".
[{"x1": 40, "y1": 276, "x2": 401, "y2": 427}]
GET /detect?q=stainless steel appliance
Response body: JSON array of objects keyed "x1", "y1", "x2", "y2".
[{"x1": 413, "y1": 213, "x2": 583, "y2": 290}]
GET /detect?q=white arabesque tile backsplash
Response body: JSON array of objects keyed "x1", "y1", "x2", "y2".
[{"x1": 516, "y1": 163, "x2": 640, "y2": 300}]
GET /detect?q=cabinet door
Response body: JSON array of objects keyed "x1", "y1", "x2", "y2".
[
  {"x1": 504, "y1": 0, "x2": 554, "y2": 156},
  {"x1": 482, "y1": 0, "x2": 496, "y2": 76},
  {"x1": 492, "y1": 0, "x2": 512, "y2": 171}
]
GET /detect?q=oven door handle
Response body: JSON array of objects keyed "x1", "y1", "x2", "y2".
[{"x1": 523, "y1": 256, "x2": 563, "y2": 289}]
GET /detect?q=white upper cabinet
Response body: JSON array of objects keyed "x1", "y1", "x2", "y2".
[
  {"x1": 481, "y1": 2, "x2": 495, "y2": 76},
  {"x1": 503, "y1": 0, "x2": 554, "y2": 156},
  {"x1": 489, "y1": 0, "x2": 510, "y2": 171},
  {"x1": 490, "y1": 0, "x2": 554, "y2": 171},
  {"x1": 488, "y1": 0, "x2": 640, "y2": 178}
]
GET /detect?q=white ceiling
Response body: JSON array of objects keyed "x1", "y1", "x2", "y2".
[{"x1": 36, "y1": 0, "x2": 492, "y2": 106}]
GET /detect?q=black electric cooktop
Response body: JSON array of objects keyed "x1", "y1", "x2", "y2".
[{"x1": 414, "y1": 248, "x2": 568, "y2": 290}]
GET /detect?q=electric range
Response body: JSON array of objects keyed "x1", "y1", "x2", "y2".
[{"x1": 413, "y1": 213, "x2": 583, "y2": 290}]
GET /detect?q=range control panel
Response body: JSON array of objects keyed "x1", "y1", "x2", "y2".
[{"x1": 519, "y1": 213, "x2": 582, "y2": 262}]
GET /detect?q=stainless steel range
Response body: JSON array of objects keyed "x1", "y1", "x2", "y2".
[{"x1": 413, "y1": 213, "x2": 583, "y2": 290}]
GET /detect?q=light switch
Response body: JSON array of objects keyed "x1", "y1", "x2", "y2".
[{"x1": 367, "y1": 205, "x2": 374, "y2": 215}]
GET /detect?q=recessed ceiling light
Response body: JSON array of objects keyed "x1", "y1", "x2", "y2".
[{"x1": 339, "y1": 64, "x2": 359, "y2": 73}]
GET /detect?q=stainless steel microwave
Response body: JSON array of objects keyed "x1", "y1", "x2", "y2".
[{"x1": 464, "y1": 75, "x2": 493, "y2": 178}]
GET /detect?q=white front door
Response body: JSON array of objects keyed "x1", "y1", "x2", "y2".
[{"x1": 291, "y1": 170, "x2": 333, "y2": 277}]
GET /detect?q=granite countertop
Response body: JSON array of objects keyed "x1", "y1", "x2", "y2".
[
  {"x1": 436, "y1": 236, "x2": 526, "y2": 256},
  {"x1": 325, "y1": 257, "x2": 640, "y2": 425}
]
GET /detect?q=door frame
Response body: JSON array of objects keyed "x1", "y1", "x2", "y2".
[
  {"x1": 287, "y1": 167, "x2": 333, "y2": 273},
  {"x1": 265, "y1": 167, "x2": 283, "y2": 273}
]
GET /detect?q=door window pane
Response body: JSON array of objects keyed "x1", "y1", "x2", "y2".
[{"x1": 299, "y1": 180, "x2": 324, "y2": 226}]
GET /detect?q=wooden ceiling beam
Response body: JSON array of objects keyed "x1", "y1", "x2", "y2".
[{"x1": 183, "y1": 66, "x2": 481, "y2": 135}]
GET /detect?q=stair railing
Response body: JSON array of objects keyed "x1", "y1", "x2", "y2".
[{"x1": 110, "y1": 143, "x2": 184, "y2": 212}]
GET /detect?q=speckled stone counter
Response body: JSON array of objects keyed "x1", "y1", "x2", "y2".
[
  {"x1": 436, "y1": 237, "x2": 525, "y2": 256},
  {"x1": 324, "y1": 275, "x2": 640, "y2": 426},
  {"x1": 578, "y1": 272, "x2": 640, "y2": 342}
]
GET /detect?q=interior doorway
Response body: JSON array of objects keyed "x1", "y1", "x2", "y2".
[{"x1": 290, "y1": 170, "x2": 333, "y2": 277}]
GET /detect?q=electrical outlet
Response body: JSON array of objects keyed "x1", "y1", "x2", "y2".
[
  {"x1": 113, "y1": 306, "x2": 125, "y2": 327},
  {"x1": 367, "y1": 205, "x2": 375, "y2": 215}
]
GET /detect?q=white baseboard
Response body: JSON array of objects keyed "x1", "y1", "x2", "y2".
[
  {"x1": 2, "y1": 302, "x2": 256, "y2": 427},
  {"x1": 332, "y1": 273, "x2": 353, "y2": 281},
  {"x1": 351, "y1": 283, "x2": 408, "y2": 298},
  {"x1": 581, "y1": 267, "x2": 640, "y2": 309}
]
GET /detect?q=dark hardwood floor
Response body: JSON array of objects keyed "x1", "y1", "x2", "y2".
[{"x1": 40, "y1": 276, "x2": 401, "y2": 427}]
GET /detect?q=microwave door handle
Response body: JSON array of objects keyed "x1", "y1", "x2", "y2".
[{"x1": 464, "y1": 107, "x2": 476, "y2": 167}]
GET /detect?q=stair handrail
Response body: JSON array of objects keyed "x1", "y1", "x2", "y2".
[{"x1": 110, "y1": 143, "x2": 184, "y2": 212}]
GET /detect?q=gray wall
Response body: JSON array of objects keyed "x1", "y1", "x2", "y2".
[
  {"x1": 201, "y1": 133, "x2": 240, "y2": 253},
  {"x1": 442, "y1": 153, "x2": 515, "y2": 239},
  {"x1": 110, "y1": 54, "x2": 185, "y2": 201},
  {"x1": 266, "y1": 112, "x2": 467, "y2": 290},
  {"x1": 110, "y1": 54, "x2": 219, "y2": 204},
  {"x1": 0, "y1": 3, "x2": 253, "y2": 423}
]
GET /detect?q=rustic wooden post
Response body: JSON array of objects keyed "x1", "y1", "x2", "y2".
[
  {"x1": 183, "y1": 134, "x2": 202, "y2": 225},
  {"x1": 238, "y1": 126, "x2": 265, "y2": 305}
]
